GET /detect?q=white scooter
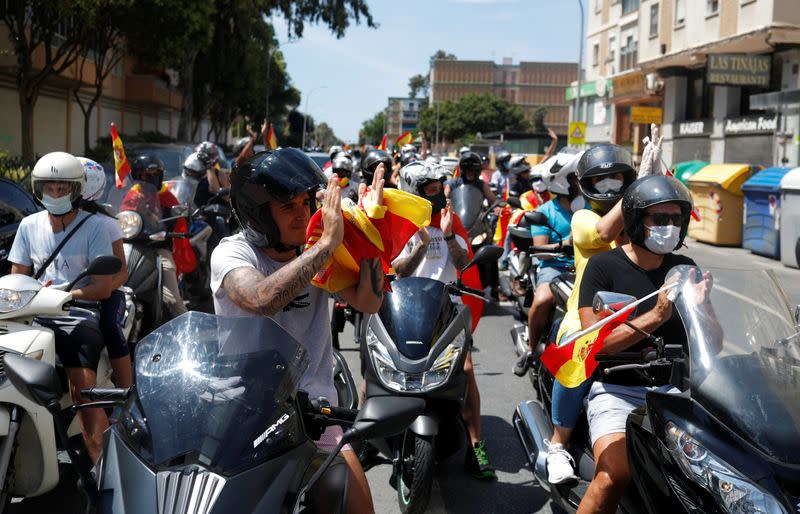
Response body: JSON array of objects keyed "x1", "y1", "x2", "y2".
[{"x1": 0, "y1": 256, "x2": 119, "y2": 507}]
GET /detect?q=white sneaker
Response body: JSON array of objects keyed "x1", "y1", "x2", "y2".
[{"x1": 544, "y1": 439, "x2": 578, "y2": 484}]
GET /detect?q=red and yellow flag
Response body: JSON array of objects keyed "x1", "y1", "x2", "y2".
[
  {"x1": 378, "y1": 134, "x2": 388, "y2": 151},
  {"x1": 267, "y1": 124, "x2": 278, "y2": 150},
  {"x1": 110, "y1": 123, "x2": 131, "y2": 189},
  {"x1": 452, "y1": 166, "x2": 461, "y2": 179},
  {"x1": 540, "y1": 310, "x2": 632, "y2": 388},
  {"x1": 305, "y1": 188, "x2": 431, "y2": 294},
  {"x1": 396, "y1": 130, "x2": 413, "y2": 146}
]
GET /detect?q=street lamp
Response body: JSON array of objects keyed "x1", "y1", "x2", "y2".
[{"x1": 302, "y1": 85, "x2": 327, "y2": 150}]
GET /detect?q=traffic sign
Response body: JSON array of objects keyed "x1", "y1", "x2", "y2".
[{"x1": 568, "y1": 122, "x2": 586, "y2": 146}]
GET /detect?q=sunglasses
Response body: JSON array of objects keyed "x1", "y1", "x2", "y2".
[{"x1": 645, "y1": 212, "x2": 684, "y2": 226}]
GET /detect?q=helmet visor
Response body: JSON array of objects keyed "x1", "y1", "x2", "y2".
[{"x1": 33, "y1": 180, "x2": 81, "y2": 203}]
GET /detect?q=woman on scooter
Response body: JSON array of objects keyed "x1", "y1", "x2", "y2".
[{"x1": 8, "y1": 152, "x2": 114, "y2": 463}]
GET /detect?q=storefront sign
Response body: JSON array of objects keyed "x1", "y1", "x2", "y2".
[
  {"x1": 723, "y1": 113, "x2": 778, "y2": 135},
  {"x1": 631, "y1": 106, "x2": 663, "y2": 125},
  {"x1": 565, "y1": 80, "x2": 612, "y2": 101},
  {"x1": 674, "y1": 119, "x2": 711, "y2": 137},
  {"x1": 707, "y1": 54, "x2": 771, "y2": 87},
  {"x1": 612, "y1": 72, "x2": 645, "y2": 99}
]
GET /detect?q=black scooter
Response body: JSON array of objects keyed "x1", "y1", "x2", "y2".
[
  {"x1": 4, "y1": 311, "x2": 425, "y2": 514},
  {"x1": 361, "y1": 245, "x2": 502, "y2": 514},
  {"x1": 514, "y1": 265, "x2": 800, "y2": 513}
]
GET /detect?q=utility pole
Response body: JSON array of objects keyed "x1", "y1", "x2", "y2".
[
  {"x1": 574, "y1": 0, "x2": 585, "y2": 124},
  {"x1": 435, "y1": 102, "x2": 440, "y2": 152},
  {"x1": 301, "y1": 86, "x2": 326, "y2": 150}
]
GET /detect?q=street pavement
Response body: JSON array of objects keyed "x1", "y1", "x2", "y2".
[{"x1": 10, "y1": 239, "x2": 800, "y2": 514}]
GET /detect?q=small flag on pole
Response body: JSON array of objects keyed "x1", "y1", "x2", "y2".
[
  {"x1": 396, "y1": 130, "x2": 413, "y2": 146},
  {"x1": 110, "y1": 123, "x2": 131, "y2": 189},
  {"x1": 378, "y1": 134, "x2": 388, "y2": 151},
  {"x1": 267, "y1": 124, "x2": 278, "y2": 150}
]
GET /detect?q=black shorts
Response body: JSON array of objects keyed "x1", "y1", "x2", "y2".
[
  {"x1": 100, "y1": 290, "x2": 130, "y2": 359},
  {"x1": 35, "y1": 307, "x2": 104, "y2": 370}
]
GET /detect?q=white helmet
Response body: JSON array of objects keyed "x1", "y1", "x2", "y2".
[
  {"x1": 398, "y1": 160, "x2": 447, "y2": 195},
  {"x1": 328, "y1": 145, "x2": 343, "y2": 160},
  {"x1": 541, "y1": 151, "x2": 582, "y2": 196},
  {"x1": 331, "y1": 153, "x2": 354, "y2": 177},
  {"x1": 401, "y1": 143, "x2": 416, "y2": 155},
  {"x1": 459, "y1": 146, "x2": 471, "y2": 155},
  {"x1": 183, "y1": 151, "x2": 207, "y2": 179},
  {"x1": 31, "y1": 152, "x2": 85, "y2": 215},
  {"x1": 77, "y1": 157, "x2": 106, "y2": 201}
]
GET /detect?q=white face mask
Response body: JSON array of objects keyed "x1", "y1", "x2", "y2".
[
  {"x1": 41, "y1": 193, "x2": 74, "y2": 215},
  {"x1": 595, "y1": 178, "x2": 624, "y2": 194},
  {"x1": 532, "y1": 180, "x2": 547, "y2": 193},
  {"x1": 644, "y1": 224, "x2": 681, "y2": 254},
  {"x1": 569, "y1": 196, "x2": 585, "y2": 212}
]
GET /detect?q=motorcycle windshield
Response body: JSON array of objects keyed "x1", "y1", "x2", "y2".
[
  {"x1": 119, "y1": 312, "x2": 310, "y2": 474},
  {"x1": 106, "y1": 179, "x2": 163, "y2": 235},
  {"x1": 669, "y1": 265, "x2": 800, "y2": 464},
  {"x1": 378, "y1": 277, "x2": 456, "y2": 359},
  {"x1": 164, "y1": 177, "x2": 198, "y2": 208},
  {"x1": 450, "y1": 185, "x2": 484, "y2": 231}
]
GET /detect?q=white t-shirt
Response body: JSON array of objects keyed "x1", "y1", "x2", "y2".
[
  {"x1": 210, "y1": 233, "x2": 337, "y2": 406},
  {"x1": 9, "y1": 210, "x2": 113, "y2": 288},
  {"x1": 394, "y1": 226, "x2": 468, "y2": 284},
  {"x1": 98, "y1": 213, "x2": 123, "y2": 242}
]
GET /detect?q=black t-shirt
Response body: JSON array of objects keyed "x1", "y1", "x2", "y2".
[{"x1": 579, "y1": 246, "x2": 695, "y2": 385}]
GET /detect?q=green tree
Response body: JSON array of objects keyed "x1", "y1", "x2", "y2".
[
  {"x1": 419, "y1": 94, "x2": 529, "y2": 143},
  {"x1": 429, "y1": 49, "x2": 457, "y2": 68},
  {"x1": 313, "y1": 122, "x2": 339, "y2": 149},
  {"x1": 284, "y1": 109, "x2": 313, "y2": 148},
  {"x1": 1, "y1": 0, "x2": 98, "y2": 161},
  {"x1": 532, "y1": 107, "x2": 548, "y2": 133},
  {"x1": 359, "y1": 110, "x2": 385, "y2": 146},
  {"x1": 408, "y1": 74, "x2": 428, "y2": 99}
]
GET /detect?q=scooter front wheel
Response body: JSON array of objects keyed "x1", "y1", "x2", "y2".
[{"x1": 397, "y1": 431, "x2": 434, "y2": 514}]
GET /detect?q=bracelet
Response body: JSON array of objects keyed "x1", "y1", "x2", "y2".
[{"x1": 443, "y1": 233, "x2": 455, "y2": 241}]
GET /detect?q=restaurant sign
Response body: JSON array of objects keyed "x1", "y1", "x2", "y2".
[{"x1": 707, "y1": 54, "x2": 771, "y2": 88}]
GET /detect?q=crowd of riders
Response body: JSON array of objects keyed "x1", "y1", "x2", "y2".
[{"x1": 4, "y1": 118, "x2": 708, "y2": 513}]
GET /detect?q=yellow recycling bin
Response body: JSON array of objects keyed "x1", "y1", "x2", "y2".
[{"x1": 687, "y1": 164, "x2": 761, "y2": 246}]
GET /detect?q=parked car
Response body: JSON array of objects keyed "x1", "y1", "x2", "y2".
[{"x1": 305, "y1": 151, "x2": 330, "y2": 170}]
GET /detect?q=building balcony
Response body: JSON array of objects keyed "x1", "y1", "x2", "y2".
[{"x1": 125, "y1": 74, "x2": 181, "y2": 109}]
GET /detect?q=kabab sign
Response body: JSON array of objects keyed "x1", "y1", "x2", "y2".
[{"x1": 707, "y1": 54, "x2": 771, "y2": 87}]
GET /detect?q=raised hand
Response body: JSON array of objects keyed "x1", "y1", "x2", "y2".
[
  {"x1": 440, "y1": 206, "x2": 454, "y2": 236},
  {"x1": 320, "y1": 174, "x2": 344, "y2": 248}
]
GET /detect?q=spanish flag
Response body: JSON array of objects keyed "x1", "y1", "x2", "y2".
[
  {"x1": 540, "y1": 310, "x2": 632, "y2": 388},
  {"x1": 267, "y1": 124, "x2": 278, "y2": 150},
  {"x1": 452, "y1": 166, "x2": 461, "y2": 179},
  {"x1": 396, "y1": 130, "x2": 413, "y2": 146},
  {"x1": 378, "y1": 134, "x2": 388, "y2": 151},
  {"x1": 110, "y1": 123, "x2": 131, "y2": 189},
  {"x1": 305, "y1": 188, "x2": 431, "y2": 294}
]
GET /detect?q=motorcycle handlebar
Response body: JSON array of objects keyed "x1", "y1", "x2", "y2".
[
  {"x1": 80, "y1": 387, "x2": 130, "y2": 401},
  {"x1": 528, "y1": 245, "x2": 574, "y2": 256}
]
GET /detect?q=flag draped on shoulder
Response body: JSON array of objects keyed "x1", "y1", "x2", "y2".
[
  {"x1": 305, "y1": 188, "x2": 431, "y2": 293},
  {"x1": 267, "y1": 124, "x2": 278, "y2": 150},
  {"x1": 110, "y1": 123, "x2": 131, "y2": 189},
  {"x1": 540, "y1": 310, "x2": 632, "y2": 388},
  {"x1": 396, "y1": 130, "x2": 413, "y2": 147}
]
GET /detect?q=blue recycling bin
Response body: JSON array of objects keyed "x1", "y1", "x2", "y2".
[{"x1": 742, "y1": 167, "x2": 791, "y2": 258}]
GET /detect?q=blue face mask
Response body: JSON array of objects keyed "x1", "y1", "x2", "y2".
[{"x1": 41, "y1": 194, "x2": 74, "y2": 215}]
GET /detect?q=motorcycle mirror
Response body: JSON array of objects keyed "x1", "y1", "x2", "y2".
[
  {"x1": 507, "y1": 196, "x2": 522, "y2": 209},
  {"x1": 523, "y1": 211, "x2": 549, "y2": 227},
  {"x1": 3, "y1": 353, "x2": 61, "y2": 413},
  {"x1": 461, "y1": 245, "x2": 504, "y2": 274},
  {"x1": 149, "y1": 231, "x2": 167, "y2": 241},
  {"x1": 343, "y1": 396, "x2": 425, "y2": 442},
  {"x1": 65, "y1": 256, "x2": 122, "y2": 291},
  {"x1": 592, "y1": 291, "x2": 637, "y2": 317},
  {"x1": 171, "y1": 205, "x2": 189, "y2": 217}
]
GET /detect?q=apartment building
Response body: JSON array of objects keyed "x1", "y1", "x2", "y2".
[
  {"x1": 579, "y1": 0, "x2": 800, "y2": 167},
  {"x1": 429, "y1": 58, "x2": 578, "y2": 134},
  {"x1": 386, "y1": 97, "x2": 424, "y2": 144}
]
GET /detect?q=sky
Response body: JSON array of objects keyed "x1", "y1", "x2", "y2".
[{"x1": 273, "y1": 0, "x2": 587, "y2": 142}]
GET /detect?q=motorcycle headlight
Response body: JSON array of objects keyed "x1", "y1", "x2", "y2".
[
  {"x1": 367, "y1": 326, "x2": 466, "y2": 393},
  {"x1": 665, "y1": 422, "x2": 786, "y2": 514},
  {"x1": 117, "y1": 211, "x2": 142, "y2": 239},
  {"x1": 0, "y1": 289, "x2": 37, "y2": 313},
  {"x1": 471, "y1": 233, "x2": 487, "y2": 246}
]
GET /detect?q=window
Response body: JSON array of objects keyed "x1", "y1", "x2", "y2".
[
  {"x1": 607, "y1": 35, "x2": 617, "y2": 74},
  {"x1": 685, "y1": 68, "x2": 715, "y2": 120},
  {"x1": 620, "y1": 36, "x2": 638, "y2": 71},
  {"x1": 622, "y1": 0, "x2": 640, "y2": 14},
  {"x1": 649, "y1": 4, "x2": 659, "y2": 37},
  {"x1": 675, "y1": 0, "x2": 686, "y2": 25},
  {"x1": 594, "y1": 0, "x2": 602, "y2": 13},
  {"x1": 593, "y1": 43, "x2": 600, "y2": 66},
  {"x1": 707, "y1": 0, "x2": 719, "y2": 15}
]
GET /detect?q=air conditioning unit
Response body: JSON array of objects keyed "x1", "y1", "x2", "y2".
[{"x1": 645, "y1": 73, "x2": 663, "y2": 93}]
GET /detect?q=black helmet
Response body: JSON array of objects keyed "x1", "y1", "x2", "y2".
[
  {"x1": 577, "y1": 144, "x2": 637, "y2": 215},
  {"x1": 130, "y1": 154, "x2": 165, "y2": 190},
  {"x1": 231, "y1": 148, "x2": 326, "y2": 249},
  {"x1": 331, "y1": 153, "x2": 354, "y2": 178},
  {"x1": 622, "y1": 175, "x2": 693, "y2": 251},
  {"x1": 196, "y1": 141, "x2": 220, "y2": 161},
  {"x1": 495, "y1": 150, "x2": 511, "y2": 170},
  {"x1": 361, "y1": 148, "x2": 393, "y2": 183},
  {"x1": 459, "y1": 152, "x2": 482, "y2": 177}
]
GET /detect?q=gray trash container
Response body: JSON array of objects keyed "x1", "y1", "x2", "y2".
[{"x1": 779, "y1": 167, "x2": 800, "y2": 268}]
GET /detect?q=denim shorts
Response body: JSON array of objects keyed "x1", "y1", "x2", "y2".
[{"x1": 536, "y1": 266, "x2": 568, "y2": 286}]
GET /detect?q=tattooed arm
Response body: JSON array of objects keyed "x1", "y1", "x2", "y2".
[
  {"x1": 392, "y1": 227, "x2": 430, "y2": 278},
  {"x1": 339, "y1": 257, "x2": 385, "y2": 314},
  {"x1": 221, "y1": 241, "x2": 335, "y2": 317},
  {"x1": 446, "y1": 237, "x2": 469, "y2": 270}
]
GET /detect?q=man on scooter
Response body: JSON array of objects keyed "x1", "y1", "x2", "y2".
[
  {"x1": 576, "y1": 175, "x2": 706, "y2": 514},
  {"x1": 211, "y1": 148, "x2": 385, "y2": 514},
  {"x1": 8, "y1": 152, "x2": 114, "y2": 463},
  {"x1": 444, "y1": 151, "x2": 497, "y2": 203},
  {"x1": 393, "y1": 161, "x2": 497, "y2": 480}
]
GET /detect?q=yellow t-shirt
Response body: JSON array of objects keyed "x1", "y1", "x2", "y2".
[{"x1": 556, "y1": 209, "x2": 614, "y2": 342}]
